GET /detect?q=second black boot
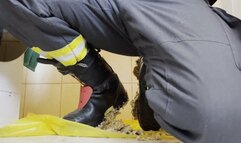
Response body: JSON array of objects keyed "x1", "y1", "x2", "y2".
[
  {"x1": 133, "y1": 58, "x2": 161, "y2": 131},
  {"x1": 38, "y1": 48, "x2": 128, "y2": 127}
]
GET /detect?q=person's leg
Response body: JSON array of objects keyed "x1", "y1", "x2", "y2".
[
  {"x1": 117, "y1": 0, "x2": 241, "y2": 142},
  {"x1": 0, "y1": 0, "x2": 136, "y2": 126},
  {"x1": 48, "y1": 0, "x2": 138, "y2": 56}
]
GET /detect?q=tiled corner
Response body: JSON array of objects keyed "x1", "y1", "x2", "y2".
[
  {"x1": 62, "y1": 75, "x2": 80, "y2": 84},
  {"x1": 22, "y1": 67, "x2": 27, "y2": 84},
  {"x1": 100, "y1": 50, "x2": 132, "y2": 84},
  {"x1": 131, "y1": 57, "x2": 139, "y2": 84},
  {"x1": 60, "y1": 84, "x2": 81, "y2": 117},
  {"x1": 116, "y1": 83, "x2": 134, "y2": 120},
  {"x1": 19, "y1": 84, "x2": 26, "y2": 118},
  {"x1": 24, "y1": 84, "x2": 61, "y2": 117}
]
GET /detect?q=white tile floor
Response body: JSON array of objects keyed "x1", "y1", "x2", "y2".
[{"x1": 0, "y1": 136, "x2": 182, "y2": 143}]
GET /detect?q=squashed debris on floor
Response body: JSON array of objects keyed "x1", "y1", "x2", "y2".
[
  {"x1": 98, "y1": 107, "x2": 142, "y2": 136},
  {"x1": 96, "y1": 58, "x2": 178, "y2": 141},
  {"x1": 97, "y1": 107, "x2": 177, "y2": 141}
]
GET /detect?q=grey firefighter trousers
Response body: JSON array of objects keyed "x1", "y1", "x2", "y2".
[{"x1": 1, "y1": 0, "x2": 241, "y2": 142}]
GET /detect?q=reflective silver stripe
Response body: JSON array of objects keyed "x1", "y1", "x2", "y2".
[
  {"x1": 38, "y1": 51, "x2": 48, "y2": 57},
  {"x1": 72, "y1": 39, "x2": 86, "y2": 58},
  {"x1": 54, "y1": 40, "x2": 86, "y2": 63}
]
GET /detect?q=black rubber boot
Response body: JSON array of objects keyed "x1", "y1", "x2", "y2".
[
  {"x1": 38, "y1": 48, "x2": 128, "y2": 127},
  {"x1": 134, "y1": 58, "x2": 161, "y2": 131},
  {"x1": 205, "y1": 0, "x2": 217, "y2": 5}
]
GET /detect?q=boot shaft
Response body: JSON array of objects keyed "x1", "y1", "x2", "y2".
[{"x1": 70, "y1": 49, "x2": 113, "y2": 88}]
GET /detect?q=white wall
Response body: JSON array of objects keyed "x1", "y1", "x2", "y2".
[
  {"x1": 0, "y1": 55, "x2": 23, "y2": 127},
  {"x1": 232, "y1": 1, "x2": 241, "y2": 18},
  {"x1": 214, "y1": 0, "x2": 241, "y2": 18}
]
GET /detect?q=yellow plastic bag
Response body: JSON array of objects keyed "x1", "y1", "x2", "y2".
[
  {"x1": 123, "y1": 120, "x2": 176, "y2": 140},
  {"x1": 0, "y1": 114, "x2": 176, "y2": 140},
  {"x1": 0, "y1": 114, "x2": 55, "y2": 137},
  {"x1": 0, "y1": 114, "x2": 136, "y2": 138}
]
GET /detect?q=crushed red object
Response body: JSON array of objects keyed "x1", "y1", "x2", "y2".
[{"x1": 78, "y1": 86, "x2": 93, "y2": 109}]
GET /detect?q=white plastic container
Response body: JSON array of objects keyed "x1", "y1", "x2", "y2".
[{"x1": 0, "y1": 55, "x2": 23, "y2": 127}]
